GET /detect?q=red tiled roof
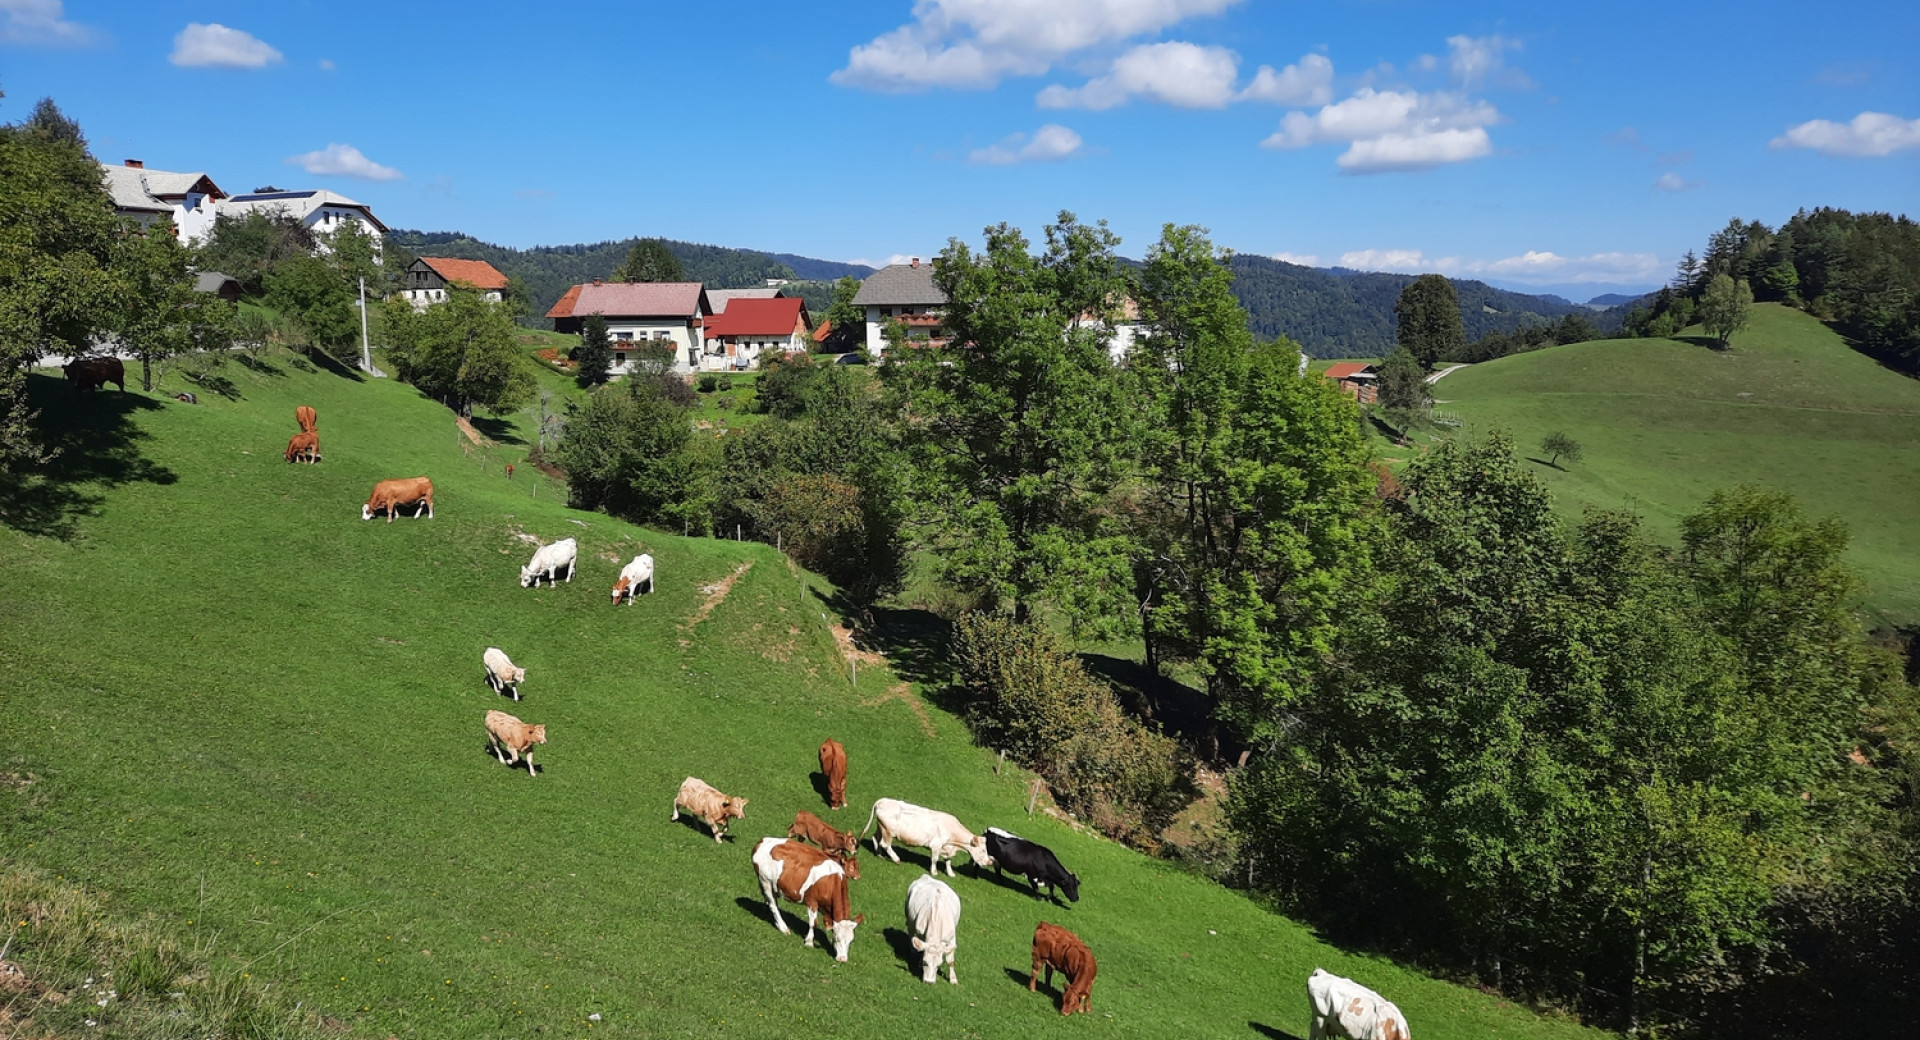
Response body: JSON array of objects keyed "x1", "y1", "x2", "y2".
[
  {"x1": 703, "y1": 297, "x2": 808, "y2": 337},
  {"x1": 1323, "y1": 362, "x2": 1377, "y2": 381},
  {"x1": 419, "y1": 257, "x2": 510, "y2": 291},
  {"x1": 545, "y1": 284, "x2": 584, "y2": 319}
]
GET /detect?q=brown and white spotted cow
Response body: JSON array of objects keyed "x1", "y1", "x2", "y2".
[
  {"x1": 1308, "y1": 969, "x2": 1410, "y2": 1040},
  {"x1": 750, "y1": 837, "x2": 863, "y2": 961}
]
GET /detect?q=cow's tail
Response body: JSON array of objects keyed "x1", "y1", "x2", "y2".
[{"x1": 859, "y1": 802, "x2": 879, "y2": 840}]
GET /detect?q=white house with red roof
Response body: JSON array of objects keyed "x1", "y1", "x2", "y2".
[
  {"x1": 403, "y1": 257, "x2": 511, "y2": 309},
  {"x1": 547, "y1": 280, "x2": 712, "y2": 375},
  {"x1": 700, "y1": 297, "x2": 812, "y2": 371}
]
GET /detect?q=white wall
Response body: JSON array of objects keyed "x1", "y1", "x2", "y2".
[
  {"x1": 175, "y1": 194, "x2": 220, "y2": 243},
  {"x1": 607, "y1": 320, "x2": 701, "y2": 376}
]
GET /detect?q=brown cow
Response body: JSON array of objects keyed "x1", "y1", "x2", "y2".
[
  {"x1": 284, "y1": 431, "x2": 320, "y2": 464},
  {"x1": 294, "y1": 405, "x2": 317, "y2": 433},
  {"x1": 1030, "y1": 922, "x2": 1097, "y2": 1015},
  {"x1": 64, "y1": 357, "x2": 125, "y2": 393},
  {"x1": 484, "y1": 710, "x2": 547, "y2": 778},
  {"x1": 361, "y1": 477, "x2": 434, "y2": 522},
  {"x1": 819, "y1": 738, "x2": 848, "y2": 810},
  {"x1": 671, "y1": 776, "x2": 747, "y2": 843},
  {"x1": 751, "y1": 837, "x2": 864, "y2": 961},
  {"x1": 504, "y1": 463, "x2": 514, "y2": 480},
  {"x1": 787, "y1": 811, "x2": 861, "y2": 878}
]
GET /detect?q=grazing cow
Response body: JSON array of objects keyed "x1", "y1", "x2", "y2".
[
  {"x1": 484, "y1": 709, "x2": 546, "y2": 777},
  {"x1": 173, "y1": 391, "x2": 197, "y2": 404},
  {"x1": 610, "y1": 553, "x2": 654, "y2": 604},
  {"x1": 818, "y1": 738, "x2": 848, "y2": 809},
  {"x1": 503, "y1": 463, "x2": 514, "y2": 480},
  {"x1": 672, "y1": 776, "x2": 748, "y2": 843},
  {"x1": 362, "y1": 477, "x2": 434, "y2": 522},
  {"x1": 750, "y1": 837, "x2": 863, "y2": 962},
  {"x1": 985, "y1": 827, "x2": 1080, "y2": 904},
  {"x1": 787, "y1": 812, "x2": 862, "y2": 879},
  {"x1": 861, "y1": 798, "x2": 992, "y2": 877},
  {"x1": 1307, "y1": 969, "x2": 1410, "y2": 1040},
  {"x1": 520, "y1": 537, "x2": 577, "y2": 588},
  {"x1": 63, "y1": 357, "x2": 125, "y2": 393},
  {"x1": 905, "y1": 875, "x2": 962, "y2": 985},
  {"x1": 483, "y1": 647, "x2": 526, "y2": 701},
  {"x1": 284, "y1": 430, "x2": 320, "y2": 464},
  {"x1": 1029, "y1": 922, "x2": 1097, "y2": 1015},
  {"x1": 294, "y1": 405, "x2": 317, "y2": 433}
]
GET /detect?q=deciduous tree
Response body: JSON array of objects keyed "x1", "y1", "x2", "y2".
[
  {"x1": 1698, "y1": 273, "x2": 1753, "y2": 347},
  {"x1": 1394, "y1": 273, "x2": 1465, "y2": 368},
  {"x1": 612, "y1": 238, "x2": 684, "y2": 283}
]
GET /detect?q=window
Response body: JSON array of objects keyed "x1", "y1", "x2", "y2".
[
  {"x1": 616, "y1": 331, "x2": 633, "y2": 341},
  {"x1": 616, "y1": 352, "x2": 626, "y2": 365}
]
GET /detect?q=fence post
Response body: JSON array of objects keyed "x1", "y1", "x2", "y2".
[
  {"x1": 1026, "y1": 778, "x2": 1040, "y2": 815},
  {"x1": 996, "y1": 750, "x2": 1006, "y2": 775}
]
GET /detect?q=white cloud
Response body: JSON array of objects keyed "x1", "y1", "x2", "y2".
[
  {"x1": 1238, "y1": 53, "x2": 1333, "y2": 106},
  {"x1": 1271, "y1": 252, "x2": 1320, "y2": 267},
  {"x1": 846, "y1": 254, "x2": 921, "y2": 269},
  {"x1": 1654, "y1": 172, "x2": 1703, "y2": 192},
  {"x1": 1769, "y1": 112, "x2": 1920, "y2": 157},
  {"x1": 1445, "y1": 33, "x2": 1521, "y2": 87},
  {"x1": 170, "y1": 23, "x2": 283, "y2": 68},
  {"x1": 969, "y1": 123, "x2": 1086, "y2": 165},
  {"x1": 318, "y1": 58, "x2": 336, "y2": 71},
  {"x1": 1039, "y1": 41, "x2": 1240, "y2": 109},
  {"x1": 1261, "y1": 87, "x2": 1500, "y2": 172},
  {"x1": 831, "y1": 0, "x2": 1243, "y2": 90},
  {"x1": 0, "y1": 0, "x2": 94, "y2": 46},
  {"x1": 1337, "y1": 248, "x2": 1665, "y2": 285},
  {"x1": 285, "y1": 143, "x2": 403, "y2": 181}
]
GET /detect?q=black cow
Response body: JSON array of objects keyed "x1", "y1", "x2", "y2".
[{"x1": 985, "y1": 827, "x2": 1080, "y2": 904}]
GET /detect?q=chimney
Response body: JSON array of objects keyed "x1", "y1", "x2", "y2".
[
  {"x1": 910, "y1": 257, "x2": 920, "y2": 268},
  {"x1": 125, "y1": 159, "x2": 144, "y2": 169}
]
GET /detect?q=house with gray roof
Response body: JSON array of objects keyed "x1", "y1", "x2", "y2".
[
  {"x1": 706, "y1": 286, "x2": 787, "y2": 314},
  {"x1": 215, "y1": 189, "x2": 388, "y2": 254},
  {"x1": 547, "y1": 280, "x2": 713, "y2": 375},
  {"x1": 99, "y1": 160, "x2": 227, "y2": 242},
  {"x1": 850, "y1": 258, "x2": 948, "y2": 356}
]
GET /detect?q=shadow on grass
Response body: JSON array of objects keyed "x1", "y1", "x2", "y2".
[
  {"x1": 0, "y1": 374, "x2": 177, "y2": 541},
  {"x1": 1080, "y1": 653, "x2": 1240, "y2": 765},
  {"x1": 975, "y1": 864, "x2": 1073, "y2": 906},
  {"x1": 1674, "y1": 334, "x2": 1729, "y2": 351},
  {"x1": 305, "y1": 350, "x2": 366, "y2": 382},
  {"x1": 731, "y1": 897, "x2": 845, "y2": 962},
  {"x1": 820, "y1": 595, "x2": 965, "y2": 711},
  {"x1": 882, "y1": 927, "x2": 923, "y2": 978},
  {"x1": 475, "y1": 745, "x2": 544, "y2": 776},
  {"x1": 669, "y1": 812, "x2": 735, "y2": 843},
  {"x1": 232, "y1": 353, "x2": 285, "y2": 377},
  {"x1": 1524, "y1": 456, "x2": 1568, "y2": 471},
  {"x1": 469, "y1": 416, "x2": 528, "y2": 446},
  {"x1": 1004, "y1": 965, "x2": 1048, "y2": 1000},
  {"x1": 809, "y1": 770, "x2": 836, "y2": 809},
  {"x1": 1248, "y1": 1022, "x2": 1305, "y2": 1040}
]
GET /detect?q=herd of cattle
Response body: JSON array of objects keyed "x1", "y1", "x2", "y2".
[{"x1": 244, "y1": 400, "x2": 1415, "y2": 1037}]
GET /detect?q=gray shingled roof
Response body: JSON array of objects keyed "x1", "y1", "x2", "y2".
[
  {"x1": 99, "y1": 163, "x2": 223, "y2": 214},
  {"x1": 706, "y1": 287, "x2": 784, "y2": 313},
  {"x1": 193, "y1": 272, "x2": 239, "y2": 293},
  {"x1": 852, "y1": 263, "x2": 946, "y2": 307}
]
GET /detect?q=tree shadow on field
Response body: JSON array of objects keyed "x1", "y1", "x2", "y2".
[
  {"x1": 815, "y1": 593, "x2": 962, "y2": 709},
  {"x1": 0, "y1": 373, "x2": 177, "y2": 540},
  {"x1": 304, "y1": 350, "x2": 366, "y2": 382},
  {"x1": 468, "y1": 416, "x2": 527, "y2": 446},
  {"x1": 1248, "y1": 1022, "x2": 1305, "y2": 1040},
  {"x1": 1081, "y1": 652, "x2": 1242, "y2": 766},
  {"x1": 1675, "y1": 334, "x2": 1730, "y2": 352},
  {"x1": 1524, "y1": 456, "x2": 1568, "y2": 471},
  {"x1": 233, "y1": 353, "x2": 286, "y2": 377}
]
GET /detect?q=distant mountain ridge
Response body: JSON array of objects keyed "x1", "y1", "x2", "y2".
[{"x1": 1227, "y1": 255, "x2": 1632, "y2": 357}]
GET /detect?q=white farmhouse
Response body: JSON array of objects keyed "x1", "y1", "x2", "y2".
[
  {"x1": 99, "y1": 159, "x2": 227, "y2": 242},
  {"x1": 850, "y1": 258, "x2": 948, "y2": 357},
  {"x1": 699, "y1": 297, "x2": 812, "y2": 371},
  {"x1": 547, "y1": 280, "x2": 712, "y2": 376},
  {"x1": 215, "y1": 188, "x2": 387, "y2": 254},
  {"x1": 402, "y1": 257, "x2": 510, "y2": 308}
]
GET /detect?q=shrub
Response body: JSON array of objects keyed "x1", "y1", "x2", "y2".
[
  {"x1": 716, "y1": 374, "x2": 734, "y2": 392},
  {"x1": 952, "y1": 613, "x2": 1189, "y2": 844},
  {"x1": 697, "y1": 373, "x2": 718, "y2": 392}
]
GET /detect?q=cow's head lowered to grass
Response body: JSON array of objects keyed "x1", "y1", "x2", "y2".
[{"x1": 828, "y1": 913, "x2": 864, "y2": 963}]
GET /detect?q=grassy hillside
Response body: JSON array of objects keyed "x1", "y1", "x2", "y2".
[
  {"x1": 1438, "y1": 304, "x2": 1920, "y2": 625},
  {"x1": 0, "y1": 356, "x2": 1604, "y2": 1040}
]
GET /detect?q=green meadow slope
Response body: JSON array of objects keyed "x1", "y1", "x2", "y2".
[
  {"x1": 0, "y1": 357, "x2": 1604, "y2": 1040},
  {"x1": 1437, "y1": 304, "x2": 1920, "y2": 626}
]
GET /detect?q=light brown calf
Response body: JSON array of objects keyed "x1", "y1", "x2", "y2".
[
  {"x1": 294, "y1": 405, "x2": 317, "y2": 433},
  {"x1": 672, "y1": 776, "x2": 747, "y2": 843},
  {"x1": 787, "y1": 811, "x2": 862, "y2": 878},
  {"x1": 1030, "y1": 922, "x2": 1097, "y2": 1015},
  {"x1": 819, "y1": 738, "x2": 848, "y2": 809},
  {"x1": 484, "y1": 710, "x2": 546, "y2": 777},
  {"x1": 362, "y1": 477, "x2": 434, "y2": 522},
  {"x1": 285, "y1": 430, "x2": 320, "y2": 464}
]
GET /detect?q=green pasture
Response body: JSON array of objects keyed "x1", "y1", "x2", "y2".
[
  {"x1": 0, "y1": 353, "x2": 1603, "y2": 1040},
  {"x1": 1437, "y1": 304, "x2": 1920, "y2": 626}
]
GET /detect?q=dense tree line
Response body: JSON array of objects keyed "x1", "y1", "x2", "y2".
[
  {"x1": 1626, "y1": 208, "x2": 1919, "y2": 364},
  {"x1": 1444, "y1": 311, "x2": 1600, "y2": 363}
]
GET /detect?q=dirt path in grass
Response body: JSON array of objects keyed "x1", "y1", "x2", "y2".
[{"x1": 684, "y1": 562, "x2": 753, "y2": 631}]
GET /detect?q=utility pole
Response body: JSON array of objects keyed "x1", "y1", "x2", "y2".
[{"x1": 358, "y1": 277, "x2": 381, "y2": 377}]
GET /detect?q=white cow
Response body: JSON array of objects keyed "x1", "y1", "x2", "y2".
[
  {"x1": 861, "y1": 798, "x2": 993, "y2": 877},
  {"x1": 482, "y1": 647, "x2": 526, "y2": 700},
  {"x1": 1308, "y1": 969, "x2": 1411, "y2": 1040},
  {"x1": 905, "y1": 874, "x2": 961, "y2": 984},
  {"x1": 611, "y1": 553, "x2": 654, "y2": 604},
  {"x1": 520, "y1": 537, "x2": 577, "y2": 588}
]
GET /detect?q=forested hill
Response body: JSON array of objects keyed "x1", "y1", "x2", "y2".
[
  {"x1": 1227, "y1": 254, "x2": 1627, "y2": 357},
  {"x1": 384, "y1": 231, "x2": 874, "y2": 321}
]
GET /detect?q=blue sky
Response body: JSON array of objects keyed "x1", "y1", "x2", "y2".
[{"x1": 3, "y1": 0, "x2": 1915, "y2": 297}]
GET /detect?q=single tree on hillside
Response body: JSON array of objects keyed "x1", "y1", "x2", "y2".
[
  {"x1": 381, "y1": 290, "x2": 536, "y2": 416},
  {"x1": 1540, "y1": 431, "x2": 1583, "y2": 467},
  {"x1": 1375, "y1": 346, "x2": 1432, "y2": 413},
  {"x1": 1698, "y1": 273, "x2": 1753, "y2": 348},
  {"x1": 1394, "y1": 273, "x2": 1466, "y2": 368},
  {"x1": 613, "y1": 239, "x2": 685, "y2": 283},
  {"x1": 573, "y1": 314, "x2": 613, "y2": 389}
]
